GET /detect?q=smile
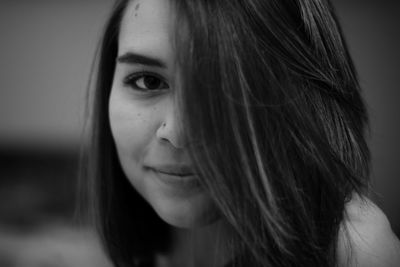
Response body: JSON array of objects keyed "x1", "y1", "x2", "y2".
[
  {"x1": 147, "y1": 164, "x2": 195, "y2": 177},
  {"x1": 145, "y1": 165, "x2": 201, "y2": 190}
]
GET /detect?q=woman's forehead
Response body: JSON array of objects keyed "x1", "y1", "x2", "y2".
[{"x1": 118, "y1": 0, "x2": 176, "y2": 66}]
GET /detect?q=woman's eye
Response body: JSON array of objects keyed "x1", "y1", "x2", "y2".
[{"x1": 124, "y1": 73, "x2": 169, "y2": 91}]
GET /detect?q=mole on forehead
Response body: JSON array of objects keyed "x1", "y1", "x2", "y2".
[{"x1": 133, "y1": 1, "x2": 140, "y2": 17}]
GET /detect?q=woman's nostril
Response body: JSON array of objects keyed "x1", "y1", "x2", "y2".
[{"x1": 156, "y1": 120, "x2": 186, "y2": 149}]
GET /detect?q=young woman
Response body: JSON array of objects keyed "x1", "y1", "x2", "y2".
[{"x1": 82, "y1": 0, "x2": 400, "y2": 266}]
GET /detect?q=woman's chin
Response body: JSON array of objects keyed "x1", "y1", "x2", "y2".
[{"x1": 150, "y1": 194, "x2": 220, "y2": 228}]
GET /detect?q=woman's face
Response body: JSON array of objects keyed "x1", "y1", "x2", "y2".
[{"x1": 109, "y1": 0, "x2": 219, "y2": 228}]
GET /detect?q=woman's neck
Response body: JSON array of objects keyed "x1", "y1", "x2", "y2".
[{"x1": 157, "y1": 219, "x2": 233, "y2": 267}]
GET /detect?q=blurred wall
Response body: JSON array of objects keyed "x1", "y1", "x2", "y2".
[
  {"x1": 0, "y1": 0, "x2": 398, "y2": 237},
  {"x1": 0, "y1": 1, "x2": 114, "y2": 266},
  {"x1": 0, "y1": 0, "x2": 113, "y2": 147}
]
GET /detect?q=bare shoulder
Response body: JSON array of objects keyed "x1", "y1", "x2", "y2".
[{"x1": 337, "y1": 194, "x2": 400, "y2": 267}]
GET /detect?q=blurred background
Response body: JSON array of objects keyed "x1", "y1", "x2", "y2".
[{"x1": 0, "y1": 0, "x2": 399, "y2": 266}]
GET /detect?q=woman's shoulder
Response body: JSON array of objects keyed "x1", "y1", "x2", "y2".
[{"x1": 337, "y1": 194, "x2": 400, "y2": 267}]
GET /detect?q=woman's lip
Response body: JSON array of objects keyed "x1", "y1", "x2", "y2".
[
  {"x1": 156, "y1": 170, "x2": 195, "y2": 176},
  {"x1": 147, "y1": 167, "x2": 202, "y2": 191},
  {"x1": 145, "y1": 165, "x2": 195, "y2": 176}
]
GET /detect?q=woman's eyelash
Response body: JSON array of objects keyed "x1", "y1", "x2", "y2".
[{"x1": 123, "y1": 72, "x2": 169, "y2": 91}]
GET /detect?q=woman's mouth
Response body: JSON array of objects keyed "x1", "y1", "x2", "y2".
[
  {"x1": 147, "y1": 164, "x2": 195, "y2": 176},
  {"x1": 145, "y1": 164, "x2": 201, "y2": 191}
]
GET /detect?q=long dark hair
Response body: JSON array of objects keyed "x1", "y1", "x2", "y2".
[{"x1": 82, "y1": 0, "x2": 370, "y2": 266}]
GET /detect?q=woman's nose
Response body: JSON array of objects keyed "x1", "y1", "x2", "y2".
[{"x1": 155, "y1": 98, "x2": 186, "y2": 149}]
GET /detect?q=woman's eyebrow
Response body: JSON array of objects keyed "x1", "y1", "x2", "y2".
[{"x1": 116, "y1": 52, "x2": 166, "y2": 68}]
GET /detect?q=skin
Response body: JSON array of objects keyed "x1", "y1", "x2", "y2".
[
  {"x1": 338, "y1": 196, "x2": 400, "y2": 267},
  {"x1": 109, "y1": 0, "x2": 219, "y2": 229},
  {"x1": 108, "y1": 0, "x2": 400, "y2": 266},
  {"x1": 108, "y1": 0, "x2": 230, "y2": 266}
]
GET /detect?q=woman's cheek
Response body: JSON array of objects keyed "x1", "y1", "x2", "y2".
[{"x1": 109, "y1": 89, "x2": 153, "y2": 160}]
